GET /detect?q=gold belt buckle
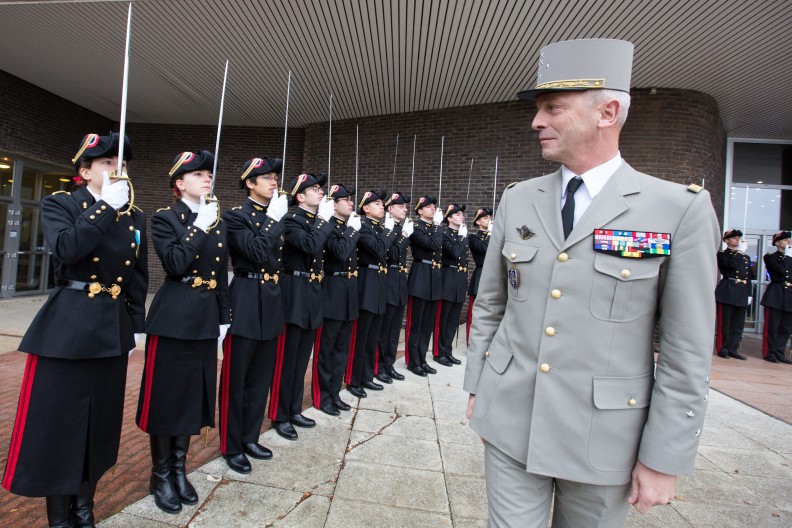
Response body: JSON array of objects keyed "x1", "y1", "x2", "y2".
[
  {"x1": 263, "y1": 273, "x2": 271, "y2": 281},
  {"x1": 208, "y1": 279, "x2": 217, "y2": 289},
  {"x1": 273, "y1": 273, "x2": 279, "y2": 284},
  {"x1": 88, "y1": 282, "x2": 102, "y2": 298},
  {"x1": 192, "y1": 277, "x2": 204, "y2": 288},
  {"x1": 352, "y1": 270, "x2": 358, "y2": 278},
  {"x1": 109, "y1": 284, "x2": 122, "y2": 299}
]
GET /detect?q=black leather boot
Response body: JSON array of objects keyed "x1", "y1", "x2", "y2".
[
  {"x1": 171, "y1": 435, "x2": 198, "y2": 504},
  {"x1": 45, "y1": 495, "x2": 75, "y2": 528},
  {"x1": 149, "y1": 435, "x2": 182, "y2": 513},
  {"x1": 71, "y1": 481, "x2": 97, "y2": 527}
]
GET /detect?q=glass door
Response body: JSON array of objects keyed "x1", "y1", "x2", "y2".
[{"x1": 741, "y1": 232, "x2": 776, "y2": 333}]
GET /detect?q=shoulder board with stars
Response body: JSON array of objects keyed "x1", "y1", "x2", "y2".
[{"x1": 687, "y1": 184, "x2": 702, "y2": 193}]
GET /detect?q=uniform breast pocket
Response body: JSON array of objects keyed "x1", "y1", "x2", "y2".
[
  {"x1": 589, "y1": 254, "x2": 662, "y2": 322},
  {"x1": 501, "y1": 241, "x2": 538, "y2": 302}
]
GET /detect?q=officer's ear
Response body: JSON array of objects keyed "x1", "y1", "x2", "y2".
[{"x1": 296, "y1": 192, "x2": 307, "y2": 205}]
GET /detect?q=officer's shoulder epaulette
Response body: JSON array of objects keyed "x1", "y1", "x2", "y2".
[
  {"x1": 52, "y1": 190, "x2": 71, "y2": 196},
  {"x1": 687, "y1": 184, "x2": 703, "y2": 193},
  {"x1": 156, "y1": 206, "x2": 171, "y2": 212},
  {"x1": 506, "y1": 182, "x2": 517, "y2": 189},
  {"x1": 232, "y1": 206, "x2": 242, "y2": 210}
]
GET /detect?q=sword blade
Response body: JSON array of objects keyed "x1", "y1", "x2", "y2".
[
  {"x1": 116, "y1": 2, "x2": 132, "y2": 177},
  {"x1": 438, "y1": 136, "x2": 445, "y2": 205},
  {"x1": 327, "y1": 93, "x2": 332, "y2": 191},
  {"x1": 281, "y1": 70, "x2": 292, "y2": 190},
  {"x1": 493, "y1": 156, "x2": 499, "y2": 212},
  {"x1": 210, "y1": 59, "x2": 229, "y2": 196},
  {"x1": 391, "y1": 134, "x2": 399, "y2": 190},
  {"x1": 410, "y1": 134, "x2": 416, "y2": 207},
  {"x1": 466, "y1": 157, "x2": 473, "y2": 203},
  {"x1": 355, "y1": 125, "x2": 359, "y2": 207}
]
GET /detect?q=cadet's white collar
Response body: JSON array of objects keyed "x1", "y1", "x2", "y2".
[
  {"x1": 561, "y1": 152, "x2": 622, "y2": 199},
  {"x1": 181, "y1": 197, "x2": 200, "y2": 213}
]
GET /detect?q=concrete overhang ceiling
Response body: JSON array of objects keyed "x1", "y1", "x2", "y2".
[{"x1": 1, "y1": 0, "x2": 790, "y2": 139}]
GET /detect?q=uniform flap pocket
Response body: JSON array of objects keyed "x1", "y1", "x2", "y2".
[
  {"x1": 502, "y1": 241, "x2": 538, "y2": 264},
  {"x1": 486, "y1": 333, "x2": 514, "y2": 374},
  {"x1": 593, "y1": 253, "x2": 662, "y2": 281},
  {"x1": 592, "y1": 373, "x2": 654, "y2": 410}
]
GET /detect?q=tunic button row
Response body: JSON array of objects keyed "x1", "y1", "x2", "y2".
[
  {"x1": 557, "y1": 252, "x2": 569, "y2": 262},
  {"x1": 550, "y1": 289, "x2": 561, "y2": 299},
  {"x1": 545, "y1": 327, "x2": 556, "y2": 336},
  {"x1": 539, "y1": 363, "x2": 551, "y2": 373}
]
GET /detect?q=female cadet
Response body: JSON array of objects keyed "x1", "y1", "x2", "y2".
[
  {"x1": 3, "y1": 132, "x2": 147, "y2": 528},
  {"x1": 760, "y1": 231, "x2": 792, "y2": 364},
  {"x1": 136, "y1": 150, "x2": 231, "y2": 513}
]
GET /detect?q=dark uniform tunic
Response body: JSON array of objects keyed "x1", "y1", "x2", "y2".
[
  {"x1": 714, "y1": 248, "x2": 752, "y2": 358},
  {"x1": 312, "y1": 216, "x2": 360, "y2": 408},
  {"x1": 4, "y1": 186, "x2": 148, "y2": 497},
  {"x1": 435, "y1": 227, "x2": 469, "y2": 359},
  {"x1": 219, "y1": 198, "x2": 284, "y2": 456},
  {"x1": 137, "y1": 199, "x2": 231, "y2": 436},
  {"x1": 760, "y1": 250, "x2": 792, "y2": 361},
  {"x1": 406, "y1": 220, "x2": 444, "y2": 368},
  {"x1": 466, "y1": 228, "x2": 490, "y2": 344},
  {"x1": 377, "y1": 222, "x2": 411, "y2": 374},
  {"x1": 269, "y1": 207, "x2": 333, "y2": 422},
  {"x1": 349, "y1": 217, "x2": 398, "y2": 386}
]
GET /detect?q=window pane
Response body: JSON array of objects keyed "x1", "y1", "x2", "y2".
[
  {"x1": 728, "y1": 187, "x2": 786, "y2": 231},
  {"x1": 21, "y1": 165, "x2": 39, "y2": 200},
  {"x1": 19, "y1": 206, "x2": 45, "y2": 252},
  {"x1": 732, "y1": 143, "x2": 792, "y2": 186},
  {"x1": 0, "y1": 158, "x2": 13, "y2": 197},
  {"x1": 42, "y1": 171, "x2": 72, "y2": 196},
  {"x1": 15, "y1": 253, "x2": 42, "y2": 292}
]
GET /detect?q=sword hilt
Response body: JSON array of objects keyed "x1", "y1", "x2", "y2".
[{"x1": 108, "y1": 170, "x2": 134, "y2": 216}]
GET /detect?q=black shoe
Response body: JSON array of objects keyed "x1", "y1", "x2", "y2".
[
  {"x1": 375, "y1": 372, "x2": 393, "y2": 384},
  {"x1": 447, "y1": 355, "x2": 462, "y2": 365},
  {"x1": 171, "y1": 435, "x2": 198, "y2": 505},
  {"x1": 386, "y1": 367, "x2": 405, "y2": 381},
  {"x1": 46, "y1": 495, "x2": 75, "y2": 528},
  {"x1": 729, "y1": 352, "x2": 748, "y2": 361},
  {"x1": 779, "y1": 357, "x2": 792, "y2": 365},
  {"x1": 407, "y1": 365, "x2": 427, "y2": 377},
  {"x1": 149, "y1": 435, "x2": 182, "y2": 514},
  {"x1": 333, "y1": 397, "x2": 352, "y2": 411},
  {"x1": 71, "y1": 481, "x2": 97, "y2": 527},
  {"x1": 273, "y1": 421, "x2": 298, "y2": 440},
  {"x1": 347, "y1": 385, "x2": 368, "y2": 398},
  {"x1": 717, "y1": 352, "x2": 730, "y2": 359},
  {"x1": 224, "y1": 452, "x2": 252, "y2": 474},
  {"x1": 362, "y1": 381, "x2": 384, "y2": 391},
  {"x1": 434, "y1": 356, "x2": 453, "y2": 367},
  {"x1": 320, "y1": 403, "x2": 341, "y2": 416},
  {"x1": 243, "y1": 442, "x2": 273, "y2": 460},
  {"x1": 421, "y1": 363, "x2": 437, "y2": 374},
  {"x1": 289, "y1": 414, "x2": 316, "y2": 428},
  {"x1": 765, "y1": 357, "x2": 780, "y2": 363}
]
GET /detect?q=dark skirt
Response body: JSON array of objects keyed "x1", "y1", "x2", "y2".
[
  {"x1": 3, "y1": 353, "x2": 128, "y2": 497},
  {"x1": 136, "y1": 335, "x2": 217, "y2": 436}
]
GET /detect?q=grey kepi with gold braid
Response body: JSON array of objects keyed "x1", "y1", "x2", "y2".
[{"x1": 517, "y1": 39, "x2": 633, "y2": 102}]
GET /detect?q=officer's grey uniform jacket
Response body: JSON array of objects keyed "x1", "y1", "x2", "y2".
[
  {"x1": 714, "y1": 249, "x2": 752, "y2": 307},
  {"x1": 464, "y1": 162, "x2": 719, "y2": 486}
]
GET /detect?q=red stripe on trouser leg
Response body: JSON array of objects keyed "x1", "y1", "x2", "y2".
[
  {"x1": 404, "y1": 297, "x2": 413, "y2": 365},
  {"x1": 138, "y1": 335, "x2": 159, "y2": 432},
  {"x1": 374, "y1": 344, "x2": 380, "y2": 375},
  {"x1": 762, "y1": 307, "x2": 771, "y2": 358},
  {"x1": 312, "y1": 328, "x2": 322, "y2": 408},
  {"x1": 345, "y1": 319, "x2": 358, "y2": 385},
  {"x1": 219, "y1": 334, "x2": 233, "y2": 454},
  {"x1": 466, "y1": 295, "x2": 475, "y2": 346},
  {"x1": 433, "y1": 300, "x2": 443, "y2": 357},
  {"x1": 715, "y1": 303, "x2": 723, "y2": 354},
  {"x1": 2, "y1": 354, "x2": 38, "y2": 491},
  {"x1": 268, "y1": 329, "x2": 287, "y2": 420}
]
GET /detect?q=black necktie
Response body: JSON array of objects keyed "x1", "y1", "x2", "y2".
[{"x1": 562, "y1": 177, "x2": 584, "y2": 239}]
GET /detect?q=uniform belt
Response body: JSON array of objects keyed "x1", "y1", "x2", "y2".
[
  {"x1": 445, "y1": 264, "x2": 469, "y2": 272},
  {"x1": 419, "y1": 259, "x2": 442, "y2": 269},
  {"x1": 236, "y1": 271, "x2": 279, "y2": 283},
  {"x1": 58, "y1": 279, "x2": 123, "y2": 299},
  {"x1": 285, "y1": 270, "x2": 324, "y2": 282},
  {"x1": 366, "y1": 264, "x2": 388, "y2": 274},
  {"x1": 389, "y1": 264, "x2": 409, "y2": 273},
  {"x1": 771, "y1": 281, "x2": 792, "y2": 288},
  {"x1": 728, "y1": 278, "x2": 748, "y2": 284},
  {"x1": 168, "y1": 275, "x2": 217, "y2": 289},
  {"x1": 332, "y1": 270, "x2": 359, "y2": 278}
]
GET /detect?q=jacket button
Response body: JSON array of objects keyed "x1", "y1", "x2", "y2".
[
  {"x1": 545, "y1": 327, "x2": 556, "y2": 336},
  {"x1": 117, "y1": 277, "x2": 123, "y2": 282},
  {"x1": 550, "y1": 289, "x2": 561, "y2": 299},
  {"x1": 558, "y1": 252, "x2": 569, "y2": 262},
  {"x1": 92, "y1": 257, "x2": 100, "y2": 262},
  {"x1": 89, "y1": 215, "x2": 96, "y2": 220},
  {"x1": 90, "y1": 275, "x2": 97, "y2": 280},
  {"x1": 218, "y1": 243, "x2": 223, "y2": 248},
  {"x1": 101, "y1": 205, "x2": 107, "y2": 211},
  {"x1": 125, "y1": 260, "x2": 131, "y2": 266},
  {"x1": 130, "y1": 243, "x2": 136, "y2": 248},
  {"x1": 484, "y1": 351, "x2": 490, "y2": 358},
  {"x1": 509, "y1": 253, "x2": 516, "y2": 260},
  {"x1": 216, "y1": 257, "x2": 220, "y2": 262},
  {"x1": 628, "y1": 398, "x2": 637, "y2": 406},
  {"x1": 129, "y1": 225, "x2": 134, "y2": 231},
  {"x1": 539, "y1": 363, "x2": 551, "y2": 373},
  {"x1": 620, "y1": 269, "x2": 631, "y2": 278}
]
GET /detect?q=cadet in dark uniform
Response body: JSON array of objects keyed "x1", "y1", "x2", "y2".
[
  {"x1": 218, "y1": 156, "x2": 289, "y2": 474},
  {"x1": 714, "y1": 229, "x2": 751, "y2": 360},
  {"x1": 269, "y1": 173, "x2": 334, "y2": 440},
  {"x1": 375, "y1": 192, "x2": 414, "y2": 383},
  {"x1": 760, "y1": 231, "x2": 792, "y2": 364},
  {"x1": 3, "y1": 132, "x2": 147, "y2": 528},
  {"x1": 405, "y1": 195, "x2": 445, "y2": 377},
  {"x1": 434, "y1": 203, "x2": 469, "y2": 366},
  {"x1": 312, "y1": 184, "x2": 361, "y2": 415},
  {"x1": 466, "y1": 208, "x2": 492, "y2": 345},
  {"x1": 136, "y1": 150, "x2": 231, "y2": 514},
  {"x1": 347, "y1": 190, "x2": 399, "y2": 396}
]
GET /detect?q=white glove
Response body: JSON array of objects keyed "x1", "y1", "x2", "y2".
[
  {"x1": 129, "y1": 333, "x2": 143, "y2": 358},
  {"x1": 347, "y1": 212, "x2": 362, "y2": 231},
  {"x1": 218, "y1": 324, "x2": 230, "y2": 348},
  {"x1": 100, "y1": 171, "x2": 130, "y2": 210},
  {"x1": 487, "y1": 220, "x2": 493, "y2": 233},
  {"x1": 318, "y1": 197, "x2": 335, "y2": 221},
  {"x1": 432, "y1": 209, "x2": 444, "y2": 226},
  {"x1": 266, "y1": 194, "x2": 288, "y2": 222},
  {"x1": 384, "y1": 213, "x2": 395, "y2": 231},
  {"x1": 786, "y1": 246, "x2": 792, "y2": 257},
  {"x1": 458, "y1": 224, "x2": 468, "y2": 238},
  {"x1": 737, "y1": 241, "x2": 748, "y2": 253},
  {"x1": 194, "y1": 195, "x2": 218, "y2": 232},
  {"x1": 401, "y1": 218, "x2": 414, "y2": 238}
]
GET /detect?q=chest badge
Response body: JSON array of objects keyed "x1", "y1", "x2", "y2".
[
  {"x1": 516, "y1": 225, "x2": 534, "y2": 240},
  {"x1": 508, "y1": 267, "x2": 520, "y2": 289}
]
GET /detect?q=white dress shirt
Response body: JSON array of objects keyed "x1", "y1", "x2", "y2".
[{"x1": 560, "y1": 152, "x2": 623, "y2": 226}]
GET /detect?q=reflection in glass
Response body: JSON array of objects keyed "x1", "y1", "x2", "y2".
[
  {"x1": 0, "y1": 202, "x2": 6, "y2": 281},
  {"x1": 42, "y1": 171, "x2": 71, "y2": 197},
  {"x1": 0, "y1": 158, "x2": 13, "y2": 197},
  {"x1": 16, "y1": 253, "x2": 42, "y2": 292},
  {"x1": 728, "y1": 187, "x2": 785, "y2": 231},
  {"x1": 21, "y1": 166, "x2": 39, "y2": 200}
]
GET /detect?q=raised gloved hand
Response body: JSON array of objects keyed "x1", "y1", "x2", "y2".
[
  {"x1": 737, "y1": 241, "x2": 748, "y2": 253},
  {"x1": 194, "y1": 195, "x2": 218, "y2": 232},
  {"x1": 432, "y1": 209, "x2": 444, "y2": 226},
  {"x1": 401, "y1": 218, "x2": 415, "y2": 238},
  {"x1": 100, "y1": 171, "x2": 130, "y2": 210},
  {"x1": 318, "y1": 197, "x2": 335, "y2": 222},
  {"x1": 487, "y1": 220, "x2": 493, "y2": 234},
  {"x1": 128, "y1": 333, "x2": 143, "y2": 358},
  {"x1": 458, "y1": 224, "x2": 468, "y2": 238},
  {"x1": 218, "y1": 324, "x2": 230, "y2": 348},
  {"x1": 347, "y1": 212, "x2": 362, "y2": 231},
  {"x1": 384, "y1": 212, "x2": 395, "y2": 231},
  {"x1": 266, "y1": 194, "x2": 288, "y2": 222}
]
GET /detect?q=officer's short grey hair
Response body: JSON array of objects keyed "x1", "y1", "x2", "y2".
[{"x1": 588, "y1": 89, "x2": 631, "y2": 126}]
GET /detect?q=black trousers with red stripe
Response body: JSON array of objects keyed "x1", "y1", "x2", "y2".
[
  {"x1": 270, "y1": 324, "x2": 315, "y2": 422},
  {"x1": 349, "y1": 310, "x2": 384, "y2": 387},
  {"x1": 436, "y1": 299, "x2": 463, "y2": 358},
  {"x1": 219, "y1": 334, "x2": 277, "y2": 456},
  {"x1": 763, "y1": 307, "x2": 792, "y2": 360},
  {"x1": 312, "y1": 318, "x2": 354, "y2": 409},
  {"x1": 406, "y1": 297, "x2": 438, "y2": 368},
  {"x1": 3, "y1": 353, "x2": 127, "y2": 497},
  {"x1": 377, "y1": 303, "x2": 405, "y2": 374},
  {"x1": 716, "y1": 302, "x2": 746, "y2": 357}
]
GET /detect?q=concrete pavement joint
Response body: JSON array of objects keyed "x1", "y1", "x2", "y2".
[{"x1": 345, "y1": 406, "x2": 400, "y2": 452}]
